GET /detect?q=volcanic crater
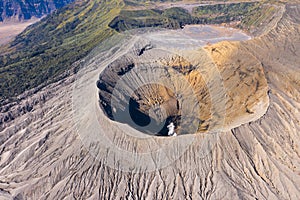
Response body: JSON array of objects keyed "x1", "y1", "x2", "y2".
[{"x1": 97, "y1": 25, "x2": 269, "y2": 136}]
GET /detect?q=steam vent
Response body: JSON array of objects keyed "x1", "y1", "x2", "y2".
[{"x1": 97, "y1": 26, "x2": 269, "y2": 136}]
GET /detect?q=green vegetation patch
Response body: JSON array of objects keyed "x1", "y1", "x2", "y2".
[
  {"x1": 108, "y1": 7, "x2": 191, "y2": 31},
  {"x1": 239, "y1": 4, "x2": 278, "y2": 31},
  {"x1": 192, "y1": 2, "x2": 260, "y2": 24},
  {"x1": 193, "y1": 2, "x2": 258, "y2": 17},
  {"x1": 109, "y1": 2, "x2": 261, "y2": 32},
  {"x1": 0, "y1": 0, "x2": 123, "y2": 104}
]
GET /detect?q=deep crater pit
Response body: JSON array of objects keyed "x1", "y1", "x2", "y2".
[
  {"x1": 97, "y1": 44, "x2": 212, "y2": 136},
  {"x1": 97, "y1": 25, "x2": 268, "y2": 136}
]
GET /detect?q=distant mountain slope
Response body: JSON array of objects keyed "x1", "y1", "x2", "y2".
[{"x1": 0, "y1": 0, "x2": 74, "y2": 22}]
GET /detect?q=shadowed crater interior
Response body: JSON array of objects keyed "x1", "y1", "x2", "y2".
[{"x1": 97, "y1": 44, "x2": 212, "y2": 136}]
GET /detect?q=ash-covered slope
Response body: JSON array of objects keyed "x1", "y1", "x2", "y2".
[
  {"x1": 0, "y1": 3, "x2": 300, "y2": 200},
  {"x1": 0, "y1": 0, "x2": 74, "y2": 22}
]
